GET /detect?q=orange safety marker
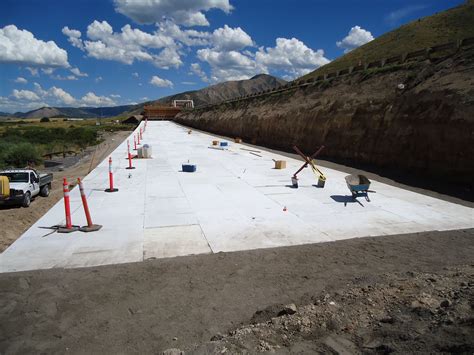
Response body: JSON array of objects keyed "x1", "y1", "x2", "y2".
[
  {"x1": 137, "y1": 131, "x2": 141, "y2": 145},
  {"x1": 126, "y1": 140, "x2": 135, "y2": 170},
  {"x1": 133, "y1": 134, "x2": 137, "y2": 150},
  {"x1": 78, "y1": 178, "x2": 102, "y2": 232},
  {"x1": 139, "y1": 126, "x2": 143, "y2": 140},
  {"x1": 58, "y1": 177, "x2": 79, "y2": 233},
  {"x1": 105, "y1": 157, "x2": 119, "y2": 192}
]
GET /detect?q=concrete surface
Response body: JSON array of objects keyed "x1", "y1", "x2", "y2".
[{"x1": 1, "y1": 121, "x2": 472, "y2": 272}]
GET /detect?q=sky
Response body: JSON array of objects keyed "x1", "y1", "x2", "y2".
[{"x1": 0, "y1": 0, "x2": 464, "y2": 113}]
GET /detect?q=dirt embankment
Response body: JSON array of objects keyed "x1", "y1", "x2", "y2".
[
  {"x1": 176, "y1": 47, "x2": 474, "y2": 193},
  {"x1": 0, "y1": 130, "x2": 130, "y2": 252}
]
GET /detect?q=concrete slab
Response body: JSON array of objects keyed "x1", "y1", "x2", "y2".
[{"x1": 1, "y1": 121, "x2": 473, "y2": 273}]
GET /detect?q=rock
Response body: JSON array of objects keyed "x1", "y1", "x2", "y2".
[
  {"x1": 211, "y1": 333, "x2": 224, "y2": 341},
  {"x1": 440, "y1": 299, "x2": 451, "y2": 308},
  {"x1": 161, "y1": 349, "x2": 184, "y2": 355},
  {"x1": 279, "y1": 303, "x2": 297, "y2": 316}
]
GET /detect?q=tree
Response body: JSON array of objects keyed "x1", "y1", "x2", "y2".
[{"x1": 40, "y1": 117, "x2": 50, "y2": 123}]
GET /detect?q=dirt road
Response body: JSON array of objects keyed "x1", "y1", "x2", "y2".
[
  {"x1": 1, "y1": 228, "x2": 473, "y2": 354},
  {"x1": 0, "y1": 131, "x2": 130, "y2": 252}
]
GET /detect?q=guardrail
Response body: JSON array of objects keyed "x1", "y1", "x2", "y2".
[{"x1": 192, "y1": 36, "x2": 474, "y2": 111}]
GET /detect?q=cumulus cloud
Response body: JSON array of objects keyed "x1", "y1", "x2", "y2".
[
  {"x1": 150, "y1": 75, "x2": 173, "y2": 87},
  {"x1": 52, "y1": 74, "x2": 78, "y2": 81},
  {"x1": 70, "y1": 67, "x2": 88, "y2": 77},
  {"x1": 197, "y1": 48, "x2": 261, "y2": 82},
  {"x1": 256, "y1": 37, "x2": 330, "y2": 78},
  {"x1": 26, "y1": 67, "x2": 39, "y2": 76},
  {"x1": 113, "y1": 0, "x2": 232, "y2": 26},
  {"x1": 62, "y1": 26, "x2": 84, "y2": 50},
  {"x1": 0, "y1": 25, "x2": 69, "y2": 67},
  {"x1": 80, "y1": 92, "x2": 116, "y2": 106},
  {"x1": 12, "y1": 89, "x2": 40, "y2": 101},
  {"x1": 14, "y1": 77, "x2": 27, "y2": 84},
  {"x1": 190, "y1": 63, "x2": 209, "y2": 82},
  {"x1": 212, "y1": 25, "x2": 253, "y2": 51},
  {"x1": 0, "y1": 83, "x2": 118, "y2": 113},
  {"x1": 63, "y1": 20, "x2": 182, "y2": 69},
  {"x1": 336, "y1": 26, "x2": 374, "y2": 53},
  {"x1": 132, "y1": 72, "x2": 139, "y2": 78},
  {"x1": 95, "y1": 76, "x2": 103, "y2": 82}
]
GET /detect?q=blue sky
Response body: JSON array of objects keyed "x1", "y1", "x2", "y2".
[{"x1": 0, "y1": 0, "x2": 464, "y2": 113}]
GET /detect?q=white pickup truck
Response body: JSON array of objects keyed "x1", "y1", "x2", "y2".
[{"x1": 0, "y1": 169, "x2": 53, "y2": 207}]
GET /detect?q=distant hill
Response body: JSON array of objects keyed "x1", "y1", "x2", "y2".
[
  {"x1": 127, "y1": 74, "x2": 287, "y2": 115},
  {"x1": 302, "y1": 1, "x2": 474, "y2": 79},
  {"x1": 4, "y1": 74, "x2": 286, "y2": 119},
  {"x1": 4, "y1": 105, "x2": 136, "y2": 119},
  {"x1": 158, "y1": 74, "x2": 287, "y2": 107}
]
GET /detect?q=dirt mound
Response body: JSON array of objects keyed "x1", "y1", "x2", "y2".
[{"x1": 188, "y1": 266, "x2": 474, "y2": 354}]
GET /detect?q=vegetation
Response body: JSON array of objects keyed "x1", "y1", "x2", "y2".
[
  {"x1": 0, "y1": 118, "x2": 132, "y2": 168},
  {"x1": 302, "y1": 2, "x2": 474, "y2": 79},
  {"x1": 40, "y1": 117, "x2": 50, "y2": 122}
]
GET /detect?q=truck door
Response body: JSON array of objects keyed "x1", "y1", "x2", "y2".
[{"x1": 30, "y1": 172, "x2": 40, "y2": 196}]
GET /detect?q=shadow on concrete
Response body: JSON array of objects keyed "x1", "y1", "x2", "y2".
[{"x1": 330, "y1": 195, "x2": 365, "y2": 207}]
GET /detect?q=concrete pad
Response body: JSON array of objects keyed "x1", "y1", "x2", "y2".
[
  {"x1": 1, "y1": 120, "x2": 473, "y2": 273},
  {"x1": 144, "y1": 225, "x2": 211, "y2": 259}
]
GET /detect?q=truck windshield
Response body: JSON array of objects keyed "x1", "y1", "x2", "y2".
[{"x1": 2, "y1": 173, "x2": 29, "y2": 183}]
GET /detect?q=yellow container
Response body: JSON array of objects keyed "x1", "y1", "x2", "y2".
[
  {"x1": 274, "y1": 160, "x2": 287, "y2": 169},
  {"x1": 212, "y1": 140, "x2": 219, "y2": 146},
  {"x1": 0, "y1": 175, "x2": 10, "y2": 198}
]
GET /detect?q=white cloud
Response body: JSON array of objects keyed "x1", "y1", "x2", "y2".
[
  {"x1": 70, "y1": 67, "x2": 88, "y2": 77},
  {"x1": 80, "y1": 92, "x2": 116, "y2": 106},
  {"x1": 212, "y1": 25, "x2": 253, "y2": 51},
  {"x1": 255, "y1": 37, "x2": 330, "y2": 78},
  {"x1": 14, "y1": 77, "x2": 27, "y2": 84},
  {"x1": 26, "y1": 67, "x2": 39, "y2": 76},
  {"x1": 0, "y1": 83, "x2": 118, "y2": 112},
  {"x1": 336, "y1": 26, "x2": 374, "y2": 53},
  {"x1": 197, "y1": 48, "x2": 261, "y2": 82},
  {"x1": 41, "y1": 68, "x2": 55, "y2": 75},
  {"x1": 95, "y1": 76, "x2": 103, "y2": 82},
  {"x1": 62, "y1": 26, "x2": 84, "y2": 49},
  {"x1": 190, "y1": 63, "x2": 208, "y2": 81},
  {"x1": 64, "y1": 20, "x2": 182, "y2": 69},
  {"x1": 49, "y1": 86, "x2": 76, "y2": 105},
  {"x1": 132, "y1": 72, "x2": 139, "y2": 77},
  {"x1": 110, "y1": 94, "x2": 121, "y2": 98},
  {"x1": 52, "y1": 74, "x2": 78, "y2": 81},
  {"x1": 181, "y1": 81, "x2": 196, "y2": 85},
  {"x1": 12, "y1": 89, "x2": 40, "y2": 101},
  {"x1": 150, "y1": 75, "x2": 173, "y2": 87},
  {"x1": 157, "y1": 20, "x2": 210, "y2": 46},
  {"x1": 113, "y1": 0, "x2": 232, "y2": 26},
  {"x1": 0, "y1": 25, "x2": 69, "y2": 68}
]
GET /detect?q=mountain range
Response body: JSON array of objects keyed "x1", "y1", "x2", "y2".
[{"x1": 2, "y1": 74, "x2": 287, "y2": 119}]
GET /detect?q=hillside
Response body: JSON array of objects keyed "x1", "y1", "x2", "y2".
[
  {"x1": 158, "y1": 74, "x2": 287, "y2": 107},
  {"x1": 126, "y1": 74, "x2": 287, "y2": 116},
  {"x1": 302, "y1": 1, "x2": 474, "y2": 79},
  {"x1": 6, "y1": 104, "x2": 136, "y2": 119}
]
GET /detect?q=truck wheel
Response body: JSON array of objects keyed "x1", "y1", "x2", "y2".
[
  {"x1": 40, "y1": 184, "x2": 50, "y2": 197},
  {"x1": 22, "y1": 192, "x2": 31, "y2": 207}
]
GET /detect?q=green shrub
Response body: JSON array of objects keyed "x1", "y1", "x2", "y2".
[
  {"x1": 2, "y1": 142, "x2": 42, "y2": 167},
  {"x1": 40, "y1": 117, "x2": 50, "y2": 122}
]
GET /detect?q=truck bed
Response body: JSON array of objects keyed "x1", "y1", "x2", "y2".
[{"x1": 39, "y1": 173, "x2": 53, "y2": 186}]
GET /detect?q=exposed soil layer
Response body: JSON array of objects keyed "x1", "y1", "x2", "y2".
[
  {"x1": 1, "y1": 228, "x2": 473, "y2": 354},
  {"x1": 176, "y1": 47, "x2": 474, "y2": 196},
  {"x1": 0, "y1": 131, "x2": 131, "y2": 252}
]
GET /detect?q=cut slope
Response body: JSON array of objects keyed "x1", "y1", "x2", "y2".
[{"x1": 302, "y1": 2, "x2": 474, "y2": 79}]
